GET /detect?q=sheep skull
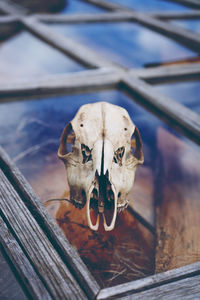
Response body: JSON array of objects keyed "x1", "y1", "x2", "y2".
[{"x1": 58, "y1": 102, "x2": 144, "y2": 231}]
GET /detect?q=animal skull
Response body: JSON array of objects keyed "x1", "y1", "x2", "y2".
[{"x1": 58, "y1": 102, "x2": 144, "y2": 231}]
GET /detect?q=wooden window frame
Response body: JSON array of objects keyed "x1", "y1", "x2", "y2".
[{"x1": 0, "y1": 0, "x2": 200, "y2": 298}]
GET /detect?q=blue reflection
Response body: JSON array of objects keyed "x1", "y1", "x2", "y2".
[
  {"x1": 51, "y1": 22, "x2": 196, "y2": 68},
  {"x1": 171, "y1": 19, "x2": 200, "y2": 34},
  {"x1": 107, "y1": 0, "x2": 189, "y2": 11},
  {"x1": 154, "y1": 81, "x2": 200, "y2": 114},
  {"x1": 61, "y1": 0, "x2": 104, "y2": 14},
  {"x1": 0, "y1": 31, "x2": 84, "y2": 82},
  {"x1": 0, "y1": 90, "x2": 185, "y2": 182}
]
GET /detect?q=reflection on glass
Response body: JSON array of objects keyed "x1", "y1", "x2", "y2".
[
  {"x1": 50, "y1": 22, "x2": 196, "y2": 68},
  {"x1": 154, "y1": 81, "x2": 200, "y2": 114},
  {"x1": 171, "y1": 19, "x2": 200, "y2": 34},
  {"x1": 60, "y1": 0, "x2": 105, "y2": 14},
  {"x1": 10, "y1": 0, "x2": 104, "y2": 14},
  {"x1": 0, "y1": 31, "x2": 84, "y2": 82},
  {"x1": 107, "y1": 0, "x2": 189, "y2": 11},
  {"x1": 0, "y1": 90, "x2": 199, "y2": 287}
]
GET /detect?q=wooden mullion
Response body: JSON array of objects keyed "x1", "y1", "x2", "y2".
[
  {"x1": 0, "y1": 169, "x2": 87, "y2": 299},
  {"x1": 130, "y1": 62, "x2": 200, "y2": 84},
  {"x1": 0, "y1": 67, "x2": 199, "y2": 143},
  {"x1": 83, "y1": 0, "x2": 129, "y2": 12},
  {"x1": 133, "y1": 14, "x2": 200, "y2": 54},
  {"x1": 0, "y1": 68, "x2": 199, "y2": 142},
  {"x1": 85, "y1": 0, "x2": 200, "y2": 10},
  {"x1": 36, "y1": 11, "x2": 134, "y2": 24},
  {"x1": 152, "y1": 10, "x2": 200, "y2": 20},
  {"x1": 121, "y1": 75, "x2": 200, "y2": 141},
  {"x1": 0, "y1": 61, "x2": 200, "y2": 98},
  {"x1": 0, "y1": 15, "x2": 19, "y2": 24},
  {"x1": 0, "y1": 69, "x2": 122, "y2": 100},
  {"x1": 0, "y1": 0, "x2": 28, "y2": 15},
  {"x1": 86, "y1": 0, "x2": 200, "y2": 10},
  {"x1": 0, "y1": 147, "x2": 100, "y2": 300},
  {"x1": 2, "y1": 0, "x2": 200, "y2": 58},
  {"x1": 36, "y1": 11, "x2": 200, "y2": 24},
  {"x1": 0, "y1": 216, "x2": 52, "y2": 300},
  {"x1": 35, "y1": 12, "x2": 200, "y2": 54},
  {"x1": 119, "y1": 275, "x2": 200, "y2": 299},
  {"x1": 21, "y1": 17, "x2": 121, "y2": 69},
  {"x1": 97, "y1": 262, "x2": 200, "y2": 299}
]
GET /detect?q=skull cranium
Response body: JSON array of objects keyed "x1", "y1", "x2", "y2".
[{"x1": 58, "y1": 102, "x2": 144, "y2": 231}]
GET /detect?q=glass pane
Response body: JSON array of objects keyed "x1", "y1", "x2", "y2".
[
  {"x1": 154, "y1": 80, "x2": 200, "y2": 114},
  {"x1": 11, "y1": 0, "x2": 105, "y2": 14},
  {"x1": 106, "y1": 0, "x2": 189, "y2": 11},
  {"x1": 171, "y1": 19, "x2": 200, "y2": 34},
  {"x1": 0, "y1": 31, "x2": 84, "y2": 82},
  {"x1": 60, "y1": 0, "x2": 105, "y2": 14},
  {"x1": 0, "y1": 89, "x2": 199, "y2": 287},
  {"x1": 50, "y1": 22, "x2": 196, "y2": 68}
]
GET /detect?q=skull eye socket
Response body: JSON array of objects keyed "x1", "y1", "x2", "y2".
[
  {"x1": 131, "y1": 127, "x2": 144, "y2": 163},
  {"x1": 58, "y1": 122, "x2": 76, "y2": 160},
  {"x1": 113, "y1": 146, "x2": 125, "y2": 166},
  {"x1": 81, "y1": 144, "x2": 92, "y2": 164}
]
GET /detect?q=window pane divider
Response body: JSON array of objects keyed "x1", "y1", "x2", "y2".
[{"x1": 0, "y1": 0, "x2": 200, "y2": 298}]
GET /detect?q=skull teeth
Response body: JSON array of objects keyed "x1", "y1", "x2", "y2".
[
  {"x1": 86, "y1": 182, "x2": 118, "y2": 231},
  {"x1": 117, "y1": 202, "x2": 128, "y2": 213},
  {"x1": 102, "y1": 188, "x2": 118, "y2": 231},
  {"x1": 86, "y1": 190, "x2": 100, "y2": 231},
  {"x1": 72, "y1": 199, "x2": 85, "y2": 209}
]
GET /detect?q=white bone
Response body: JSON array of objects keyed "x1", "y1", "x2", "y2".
[
  {"x1": 86, "y1": 192, "x2": 100, "y2": 231},
  {"x1": 102, "y1": 186, "x2": 118, "y2": 231},
  {"x1": 92, "y1": 139, "x2": 103, "y2": 176},
  {"x1": 58, "y1": 102, "x2": 144, "y2": 231},
  {"x1": 103, "y1": 139, "x2": 114, "y2": 176}
]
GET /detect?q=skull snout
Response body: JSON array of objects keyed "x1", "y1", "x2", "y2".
[{"x1": 86, "y1": 139, "x2": 118, "y2": 231}]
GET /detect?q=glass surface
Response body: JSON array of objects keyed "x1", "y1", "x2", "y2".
[
  {"x1": 60, "y1": 0, "x2": 105, "y2": 14},
  {"x1": 107, "y1": 0, "x2": 189, "y2": 11},
  {"x1": 11, "y1": 0, "x2": 104, "y2": 14},
  {"x1": 0, "y1": 89, "x2": 199, "y2": 287},
  {"x1": 50, "y1": 22, "x2": 196, "y2": 68},
  {"x1": 171, "y1": 19, "x2": 200, "y2": 34},
  {"x1": 154, "y1": 81, "x2": 200, "y2": 114},
  {"x1": 0, "y1": 31, "x2": 84, "y2": 82}
]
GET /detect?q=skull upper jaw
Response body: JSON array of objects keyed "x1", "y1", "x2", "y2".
[{"x1": 63, "y1": 147, "x2": 141, "y2": 231}]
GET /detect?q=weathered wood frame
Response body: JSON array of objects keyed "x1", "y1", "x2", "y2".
[{"x1": 0, "y1": 0, "x2": 200, "y2": 299}]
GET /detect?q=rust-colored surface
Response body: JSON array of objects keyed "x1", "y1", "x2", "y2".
[
  {"x1": 155, "y1": 128, "x2": 200, "y2": 273},
  {"x1": 46, "y1": 197, "x2": 154, "y2": 287}
]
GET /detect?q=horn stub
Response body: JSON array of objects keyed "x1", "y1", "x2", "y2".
[
  {"x1": 58, "y1": 122, "x2": 72, "y2": 160},
  {"x1": 132, "y1": 126, "x2": 144, "y2": 164}
]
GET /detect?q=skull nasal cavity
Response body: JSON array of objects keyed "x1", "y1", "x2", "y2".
[
  {"x1": 113, "y1": 147, "x2": 125, "y2": 166},
  {"x1": 81, "y1": 144, "x2": 92, "y2": 164}
]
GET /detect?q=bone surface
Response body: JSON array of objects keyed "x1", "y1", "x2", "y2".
[{"x1": 58, "y1": 102, "x2": 144, "y2": 231}]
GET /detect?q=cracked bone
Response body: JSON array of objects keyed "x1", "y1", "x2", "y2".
[{"x1": 58, "y1": 102, "x2": 144, "y2": 231}]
